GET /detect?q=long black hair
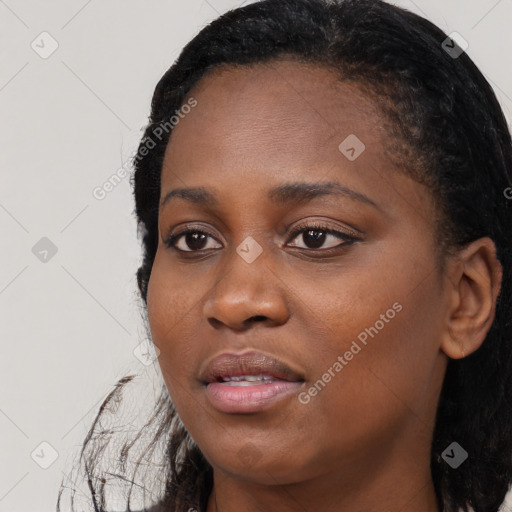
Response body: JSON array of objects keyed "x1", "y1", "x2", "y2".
[{"x1": 57, "y1": 1, "x2": 512, "y2": 511}]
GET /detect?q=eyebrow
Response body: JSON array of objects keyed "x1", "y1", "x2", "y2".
[{"x1": 159, "y1": 181, "x2": 379, "y2": 210}]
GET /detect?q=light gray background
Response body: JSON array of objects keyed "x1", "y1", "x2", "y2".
[{"x1": 1, "y1": 1, "x2": 512, "y2": 511}]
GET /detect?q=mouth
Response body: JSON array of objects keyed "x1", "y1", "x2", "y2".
[
  {"x1": 214, "y1": 374, "x2": 284, "y2": 386},
  {"x1": 200, "y1": 350, "x2": 305, "y2": 414}
]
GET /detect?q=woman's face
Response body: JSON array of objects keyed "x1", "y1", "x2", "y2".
[{"x1": 147, "y1": 59, "x2": 452, "y2": 489}]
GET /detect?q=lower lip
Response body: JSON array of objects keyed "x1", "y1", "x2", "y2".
[{"x1": 205, "y1": 380, "x2": 303, "y2": 414}]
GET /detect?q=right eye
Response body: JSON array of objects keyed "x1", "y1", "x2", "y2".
[{"x1": 165, "y1": 228, "x2": 223, "y2": 253}]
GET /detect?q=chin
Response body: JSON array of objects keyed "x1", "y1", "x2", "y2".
[{"x1": 204, "y1": 446, "x2": 315, "y2": 486}]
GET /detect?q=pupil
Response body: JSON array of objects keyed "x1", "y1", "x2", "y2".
[
  {"x1": 304, "y1": 229, "x2": 325, "y2": 248},
  {"x1": 186, "y1": 232, "x2": 207, "y2": 250}
]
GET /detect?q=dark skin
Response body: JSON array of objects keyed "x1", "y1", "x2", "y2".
[{"x1": 146, "y1": 59, "x2": 502, "y2": 512}]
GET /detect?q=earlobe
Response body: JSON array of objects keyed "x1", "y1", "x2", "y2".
[{"x1": 440, "y1": 237, "x2": 502, "y2": 360}]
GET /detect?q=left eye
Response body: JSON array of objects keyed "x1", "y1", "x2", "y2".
[{"x1": 286, "y1": 225, "x2": 356, "y2": 250}]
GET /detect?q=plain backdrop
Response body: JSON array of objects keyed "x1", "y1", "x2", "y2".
[{"x1": 1, "y1": 1, "x2": 512, "y2": 511}]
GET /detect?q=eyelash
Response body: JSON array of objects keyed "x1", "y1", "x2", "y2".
[{"x1": 164, "y1": 222, "x2": 359, "y2": 255}]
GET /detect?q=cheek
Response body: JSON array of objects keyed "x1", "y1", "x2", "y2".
[
  {"x1": 146, "y1": 256, "x2": 201, "y2": 379},
  {"x1": 299, "y1": 242, "x2": 444, "y2": 416},
  {"x1": 146, "y1": 262, "x2": 172, "y2": 352},
  {"x1": 147, "y1": 253, "x2": 197, "y2": 337},
  {"x1": 306, "y1": 271, "x2": 443, "y2": 438}
]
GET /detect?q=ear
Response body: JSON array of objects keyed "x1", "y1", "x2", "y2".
[{"x1": 440, "y1": 237, "x2": 502, "y2": 360}]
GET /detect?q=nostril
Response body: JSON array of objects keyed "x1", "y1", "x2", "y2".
[{"x1": 248, "y1": 315, "x2": 267, "y2": 323}]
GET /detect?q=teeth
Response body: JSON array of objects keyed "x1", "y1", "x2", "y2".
[{"x1": 220, "y1": 374, "x2": 276, "y2": 385}]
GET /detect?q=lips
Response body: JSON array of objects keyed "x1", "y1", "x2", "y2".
[
  {"x1": 200, "y1": 350, "x2": 304, "y2": 385},
  {"x1": 200, "y1": 350, "x2": 305, "y2": 414}
]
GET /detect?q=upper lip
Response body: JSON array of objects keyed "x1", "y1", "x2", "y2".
[{"x1": 200, "y1": 350, "x2": 305, "y2": 384}]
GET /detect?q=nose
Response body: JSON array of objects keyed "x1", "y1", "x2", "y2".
[{"x1": 202, "y1": 248, "x2": 290, "y2": 331}]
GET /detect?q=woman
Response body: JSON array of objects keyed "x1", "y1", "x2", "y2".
[{"x1": 57, "y1": 0, "x2": 512, "y2": 511}]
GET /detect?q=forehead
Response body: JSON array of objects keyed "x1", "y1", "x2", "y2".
[{"x1": 161, "y1": 59, "x2": 390, "y2": 192}]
